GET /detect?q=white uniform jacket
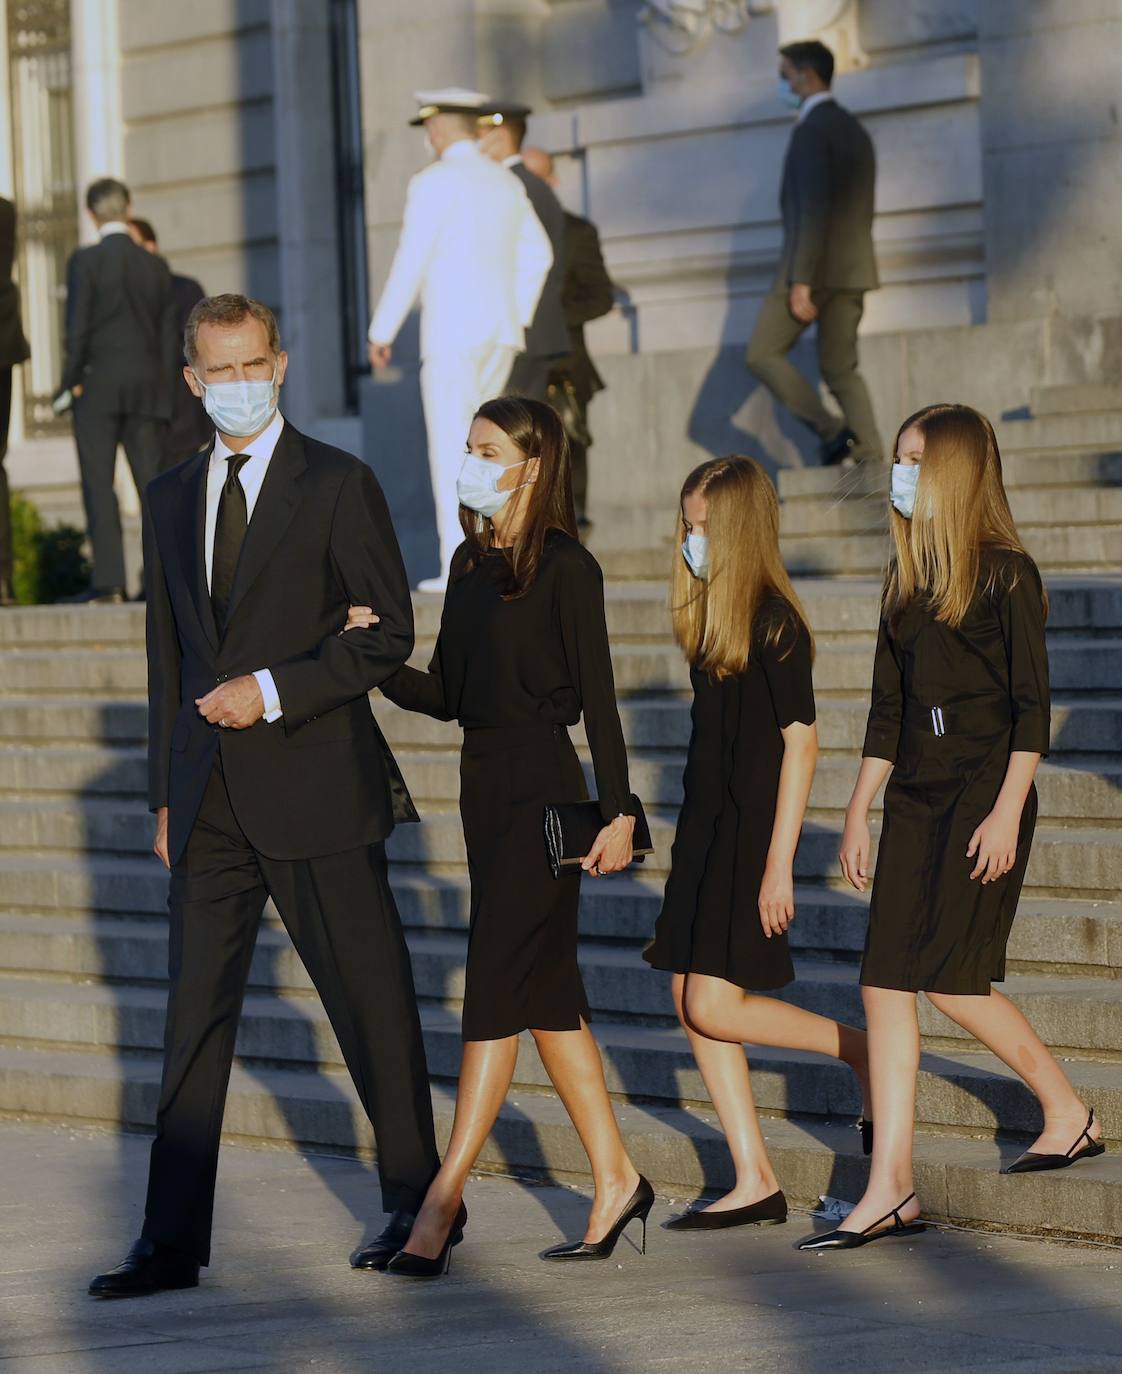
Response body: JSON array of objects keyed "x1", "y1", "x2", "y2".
[{"x1": 368, "y1": 140, "x2": 553, "y2": 359}]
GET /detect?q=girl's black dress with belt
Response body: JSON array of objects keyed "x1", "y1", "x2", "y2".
[
  {"x1": 860, "y1": 550, "x2": 1051, "y2": 994},
  {"x1": 380, "y1": 531, "x2": 633, "y2": 1041},
  {"x1": 644, "y1": 596, "x2": 816, "y2": 991}
]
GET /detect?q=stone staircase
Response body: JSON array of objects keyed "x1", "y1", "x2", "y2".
[{"x1": 0, "y1": 386, "x2": 1120, "y2": 1241}]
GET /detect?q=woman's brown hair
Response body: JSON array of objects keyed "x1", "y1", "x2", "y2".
[
  {"x1": 671, "y1": 455, "x2": 813, "y2": 678},
  {"x1": 458, "y1": 395, "x2": 578, "y2": 599},
  {"x1": 884, "y1": 402, "x2": 1047, "y2": 628}
]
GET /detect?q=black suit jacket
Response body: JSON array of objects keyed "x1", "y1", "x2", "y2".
[
  {"x1": 144, "y1": 420, "x2": 418, "y2": 866},
  {"x1": 779, "y1": 99, "x2": 878, "y2": 292},
  {"x1": 168, "y1": 272, "x2": 212, "y2": 455},
  {"x1": 559, "y1": 212, "x2": 614, "y2": 402},
  {"x1": 509, "y1": 161, "x2": 571, "y2": 361},
  {"x1": 60, "y1": 231, "x2": 178, "y2": 416},
  {"x1": 0, "y1": 198, "x2": 30, "y2": 369}
]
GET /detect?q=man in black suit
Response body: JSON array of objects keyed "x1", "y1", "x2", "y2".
[
  {"x1": 520, "y1": 147, "x2": 615, "y2": 526},
  {"x1": 128, "y1": 217, "x2": 213, "y2": 471},
  {"x1": 0, "y1": 195, "x2": 31, "y2": 606},
  {"x1": 478, "y1": 103, "x2": 570, "y2": 401},
  {"x1": 57, "y1": 178, "x2": 178, "y2": 602},
  {"x1": 746, "y1": 40, "x2": 882, "y2": 465},
  {"x1": 88, "y1": 294, "x2": 440, "y2": 1298}
]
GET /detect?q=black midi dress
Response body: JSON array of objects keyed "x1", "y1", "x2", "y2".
[
  {"x1": 644, "y1": 597, "x2": 816, "y2": 991},
  {"x1": 380, "y1": 531, "x2": 633, "y2": 1041},
  {"x1": 860, "y1": 550, "x2": 1051, "y2": 995}
]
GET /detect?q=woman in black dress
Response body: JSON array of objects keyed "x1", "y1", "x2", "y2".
[
  {"x1": 801, "y1": 403, "x2": 1105, "y2": 1253},
  {"x1": 347, "y1": 397, "x2": 650, "y2": 1276},
  {"x1": 645, "y1": 457, "x2": 870, "y2": 1229}
]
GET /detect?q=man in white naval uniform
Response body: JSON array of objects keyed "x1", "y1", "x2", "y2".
[{"x1": 368, "y1": 90, "x2": 552, "y2": 592}]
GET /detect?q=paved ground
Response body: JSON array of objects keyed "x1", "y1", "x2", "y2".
[{"x1": 2, "y1": 1122, "x2": 1121, "y2": 1373}]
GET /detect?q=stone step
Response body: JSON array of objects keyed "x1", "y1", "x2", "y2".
[
  {"x1": 993, "y1": 411, "x2": 1122, "y2": 454},
  {"x1": 0, "y1": 974, "x2": 1118, "y2": 1146},
  {"x1": 0, "y1": 1043, "x2": 1116, "y2": 1240},
  {"x1": 1030, "y1": 384, "x2": 1122, "y2": 416}
]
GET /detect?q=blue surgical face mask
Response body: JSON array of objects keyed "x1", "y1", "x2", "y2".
[
  {"x1": 777, "y1": 77, "x2": 802, "y2": 109},
  {"x1": 456, "y1": 453, "x2": 532, "y2": 518},
  {"x1": 890, "y1": 463, "x2": 920, "y2": 519},
  {"x1": 195, "y1": 366, "x2": 278, "y2": 438},
  {"x1": 681, "y1": 531, "x2": 709, "y2": 579}
]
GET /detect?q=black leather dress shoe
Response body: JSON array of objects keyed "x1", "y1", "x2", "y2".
[
  {"x1": 350, "y1": 1205, "x2": 467, "y2": 1272},
  {"x1": 88, "y1": 1238, "x2": 200, "y2": 1298},
  {"x1": 821, "y1": 427, "x2": 859, "y2": 466}
]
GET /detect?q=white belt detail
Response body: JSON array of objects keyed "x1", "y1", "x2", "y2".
[{"x1": 931, "y1": 706, "x2": 946, "y2": 736}]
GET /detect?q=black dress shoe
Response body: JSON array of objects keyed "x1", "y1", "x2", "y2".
[
  {"x1": 821, "y1": 428, "x2": 859, "y2": 466},
  {"x1": 88, "y1": 1238, "x2": 199, "y2": 1298},
  {"x1": 1002, "y1": 1107, "x2": 1107, "y2": 1174},
  {"x1": 61, "y1": 586, "x2": 127, "y2": 605},
  {"x1": 351, "y1": 1204, "x2": 467, "y2": 1272},
  {"x1": 797, "y1": 1193, "x2": 926, "y2": 1251},
  {"x1": 664, "y1": 1188, "x2": 787, "y2": 1231}
]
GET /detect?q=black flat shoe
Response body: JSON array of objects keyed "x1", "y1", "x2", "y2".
[
  {"x1": 89, "y1": 1238, "x2": 200, "y2": 1298},
  {"x1": 541, "y1": 1176, "x2": 655, "y2": 1261},
  {"x1": 664, "y1": 1189, "x2": 787, "y2": 1231},
  {"x1": 383, "y1": 1202, "x2": 468, "y2": 1280},
  {"x1": 797, "y1": 1193, "x2": 926, "y2": 1251},
  {"x1": 859, "y1": 1117, "x2": 874, "y2": 1156},
  {"x1": 350, "y1": 1204, "x2": 467, "y2": 1271},
  {"x1": 821, "y1": 427, "x2": 858, "y2": 466},
  {"x1": 1002, "y1": 1107, "x2": 1107, "y2": 1174}
]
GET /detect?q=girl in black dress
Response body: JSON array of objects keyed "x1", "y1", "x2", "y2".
[
  {"x1": 645, "y1": 457, "x2": 871, "y2": 1229},
  {"x1": 801, "y1": 403, "x2": 1105, "y2": 1252},
  {"x1": 346, "y1": 397, "x2": 650, "y2": 1276}
]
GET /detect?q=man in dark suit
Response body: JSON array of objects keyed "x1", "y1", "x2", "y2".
[
  {"x1": 478, "y1": 103, "x2": 570, "y2": 400},
  {"x1": 128, "y1": 217, "x2": 213, "y2": 470},
  {"x1": 746, "y1": 40, "x2": 882, "y2": 465},
  {"x1": 0, "y1": 196, "x2": 31, "y2": 606},
  {"x1": 88, "y1": 294, "x2": 440, "y2": 1299},
  {"x1": 521, "y1": 147, "x2": 615, "y2": 525},
  {"x1": 57, "y1": 178, "x2": 178, "y2": 602}
]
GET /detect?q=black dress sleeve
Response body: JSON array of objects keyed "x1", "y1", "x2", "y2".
[
  {"x1": 379, "y1": 638, "x2": 453, "y2": 721},
  {"x1": 759, "y1": 610, "x2": 816, "y2": 728},
  {"x1": 862, "y1": 617, "x2": 903, "y2": 762},
  {"x1": 558, "y1": 547, "x2": 633, "y2": 822},
  {"x1": 998, "y1": 556, "x2": 1051, "y2": 757}
]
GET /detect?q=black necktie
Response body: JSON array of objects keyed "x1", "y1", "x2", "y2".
[{"x1": 211, "y1": 453, "x2": 251, "y2": 629}]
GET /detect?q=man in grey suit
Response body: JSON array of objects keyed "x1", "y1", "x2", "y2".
[
  {"x1": 747, "y1": 40, "x2": 882, "y2": 465},
  {"x1": 479, "y1": 102, "x2": 569, "y2": 401}
]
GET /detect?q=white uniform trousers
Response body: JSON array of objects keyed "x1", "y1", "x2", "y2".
[{"x1": 421, "y1": 343, "x2": 517, "y2": 578}]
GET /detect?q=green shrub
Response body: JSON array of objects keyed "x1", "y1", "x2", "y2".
[{"x1": 9, "y1": 492, "x2": 91, "y2": 604}]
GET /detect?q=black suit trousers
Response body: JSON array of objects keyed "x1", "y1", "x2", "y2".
[
  {"x1": 142, "y1": 754, "x2": 439, "y2": 1265},
  {"x1": 0, "y1": 366, "x2": 11, "y2": 587},
  {"x1": 73, "y1": 403, "x2": 166, "y2": 590}
]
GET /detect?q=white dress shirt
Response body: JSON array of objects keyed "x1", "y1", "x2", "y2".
[
  {"x1": 368, "y1": 138, "x2": 551, "y2": 357},
  {"x1": 206, "y1": 410, "x2": 285, "y2": 722},
  {"x1": 98, "y1": 221, "x2": 131, "y2": 238},
  {"x1": 797, "y1": 91, "x2": 834, "y2": 123}
]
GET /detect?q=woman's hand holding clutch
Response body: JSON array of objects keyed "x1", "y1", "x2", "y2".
[{"x1": 582, "y1": 814, "x2": 636, "y2": 877}]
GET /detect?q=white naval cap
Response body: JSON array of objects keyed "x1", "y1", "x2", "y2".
[{"x1": 409, "y1": 88, "x2": 493, "y2": 126}]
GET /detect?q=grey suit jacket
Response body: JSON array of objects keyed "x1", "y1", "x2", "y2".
[
  {"x1": 779, "y1": 99, "x2": 878, "y2": 292},
  {"x1": 509, "y1": 160, "x2": 571, "y2": 360}
]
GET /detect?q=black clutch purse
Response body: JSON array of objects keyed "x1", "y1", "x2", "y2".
[{"x1": 543, "y1": 794, "x2": 654, "y2": 879}]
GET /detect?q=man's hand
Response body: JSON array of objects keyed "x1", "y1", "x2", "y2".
[
  {"x1": 788, "y1": 283, "x2": 817, "y2": 323},
  {"x1": 154, "y1": 806, "x2": 170, "y2": 869},
  {"x1": 368, "y1": 342, "x2": 392, "y2": 371},
  {"x1": 195, "y1": 674, "x2": 265, "y2": 730}
]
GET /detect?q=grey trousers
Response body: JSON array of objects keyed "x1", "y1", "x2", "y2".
[{"x1": 746, "y1": 287, "x2": 883, "y2": 461}]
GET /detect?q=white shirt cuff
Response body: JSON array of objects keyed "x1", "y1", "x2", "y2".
[{"x1": 253, "y1": 669, "x2": 282, "y2": 722}]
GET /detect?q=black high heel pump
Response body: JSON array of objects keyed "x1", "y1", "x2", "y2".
[
  {"x1": 858, "y1": 1117, "x2": 874, "y2": 1156},
  {"x1": 1002, "y1": 1107, "x2": 1107, "y2": 1174},
  {"x1": 541, "y1": 1176, "x2": 655, "y2": 1261},
  {"x1": 384, "y1": 1201, "x2": 468, "y2": 1279},
  {"x1": 797, "y1": 1193, "x2": 926, "y2": 1251}
]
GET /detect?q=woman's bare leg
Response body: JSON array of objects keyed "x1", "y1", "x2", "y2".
[
  {"x1": 533, "y1": 1021, "x2": 641, "y2": 1242},
  {"x1": 927, "y1": 987, "x2": 1101, "y2": 1154},
  {"x1": 837, "y1": 986, "x2": 923, "y2": 1233},
  {"x1": 402, "y1": 1036, "x2": 519, "y2": 1258},
  {"x1": 671, "y1": 974, "x2": 780, "y2": 1210}
]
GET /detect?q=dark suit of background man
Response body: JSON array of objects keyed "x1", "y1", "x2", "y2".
[
  {"x1": 128, "y1": 217, "x2": 213, "y2": 471},
  {"x1": 747, "y1": 40, "x2": 882, "y2": 466},
  {"x1": 0, "y1": 196, "x2": 31, "y2": 606},
  {"x1": 57, "y1": 178, "x2": 177, "y2": 602},
  {"x1": 479, "y1": 103, "x2": 571, "y2": 401},
  {"x1": 521, "y1": 147, "x2": 615, "y2": 527},
  {"x1": 89, "y1": 295, "x2": 439, "y2": 1300}
]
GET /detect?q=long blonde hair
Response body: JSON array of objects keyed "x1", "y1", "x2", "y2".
[
  {"x1": 671, "y1": 456, "x2": 813, "y2": 678},
  {"x1": 885, "y1": 403, "x2": 1047, "y2": 627}
]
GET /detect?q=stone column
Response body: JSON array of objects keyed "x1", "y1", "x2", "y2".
[{"x1": 69, "y1": 0, "x2": 123, "y2": 245}]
